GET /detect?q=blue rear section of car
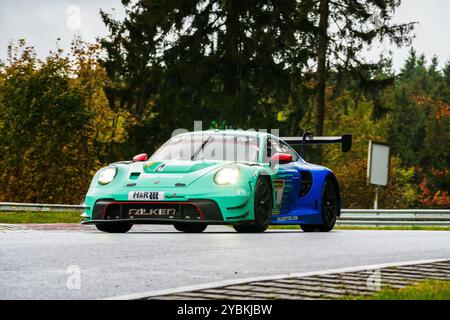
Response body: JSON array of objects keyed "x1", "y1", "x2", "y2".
[{"x1": 270, "y1": 161, "x2": 333, "y2": 225}]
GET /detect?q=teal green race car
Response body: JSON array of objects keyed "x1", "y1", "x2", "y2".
[{"x1": 82, "y1": 130, "x2": 351, "y2": 233}]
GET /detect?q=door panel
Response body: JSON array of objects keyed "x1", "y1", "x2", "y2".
[
  {"x1": 265, "y1": 136, "x2": 301, "y2": 215},
  {"x1": 272, "y1": 163, "x2": 300, "y2": 214}
]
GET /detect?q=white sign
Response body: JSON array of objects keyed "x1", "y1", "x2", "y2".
[{"x1": 367, "y1": 141, "x2": 390, "y2": 186}]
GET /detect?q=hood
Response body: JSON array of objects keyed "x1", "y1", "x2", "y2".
[{"x1": 122, "y1": 160, "x2": 225, "y2": 188}]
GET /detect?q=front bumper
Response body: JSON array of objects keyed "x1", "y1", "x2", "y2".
[
  {"x1": 82, "y1": 185, "x2": 254, "y2": 225},
  {"x1": 82, "y1": 199, "x2": 231, "y2": 225}
]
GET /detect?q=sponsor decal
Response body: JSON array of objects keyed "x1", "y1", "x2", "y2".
[
  {"x1": 277, "y1": 216, "x2": 298, "y2": 221},
  {"x1": 150, "y1": 174, "x2": 184, "y2": 179},
  {"x1": 128, "y1": 191, "x2": 165, "y2": 200},
  {"x1": 272, "y1": 179, "x2": 285, "y2": 214},
  {"x1": 129, "y1": 208, "x2": 177, "y2": 217}
]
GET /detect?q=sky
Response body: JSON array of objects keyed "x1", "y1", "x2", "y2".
[{"x1": 0, "y1": 0, "x2": 449, "y2": 71}]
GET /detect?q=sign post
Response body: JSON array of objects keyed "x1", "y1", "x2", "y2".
[{"x1": 367, "y1": 141, "x2": 390, "y2": 209}]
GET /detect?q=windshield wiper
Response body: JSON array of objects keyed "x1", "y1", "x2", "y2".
[{"x1": 190, "y1": 136, "x2": 212, "y2": 161}]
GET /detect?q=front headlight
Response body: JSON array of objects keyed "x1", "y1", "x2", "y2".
[
  {"x1": 98, "y1": 166, "x2": 117, "y2": 185},
  {"x1": 214, "y1": 166, "x2": 240, "y2": 185}
]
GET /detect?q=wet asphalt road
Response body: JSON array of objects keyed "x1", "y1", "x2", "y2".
[{"x1": 0, "y1": 224, "x2": 448, "y2": 299}]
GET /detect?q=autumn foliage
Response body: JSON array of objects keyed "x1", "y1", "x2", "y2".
[
  {"x1": 0, "y1": 41, "x2": 448, "y2": 208},
  {"x1": 0, "y1": 40, "x2": 126, "y2": 204}
]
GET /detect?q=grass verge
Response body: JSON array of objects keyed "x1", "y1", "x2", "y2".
[
  {"x1": 0, "y1": 211, "x2": 82, "y2": 224},
  {"x1": 345, "y1": 280, "x2": 450, "y2": 300},
  {"x1": 268, "y1": 225, "x2": 450, "y2": 231}
]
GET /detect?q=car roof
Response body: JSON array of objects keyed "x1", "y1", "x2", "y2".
[{"x1": 180, "y1": 129, "x2": 267, "y2": 138}]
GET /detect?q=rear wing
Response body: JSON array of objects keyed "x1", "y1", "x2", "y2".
[{"x1": 281, "y1": 133, "x2": 352, "y2": 152}]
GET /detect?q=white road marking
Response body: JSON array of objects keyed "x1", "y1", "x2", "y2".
[{"x1": 104, "y1": 257, "x2": 450, "y2": 300}]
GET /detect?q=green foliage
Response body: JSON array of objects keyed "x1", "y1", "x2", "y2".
[
  {"x1": 385, "y1": 50, "x2": 450, "y2": 208},
  {"x1": 393, "y1": 166, "x2": 419, "y2": 206},
  {"x1": 301, "y1": 88, "x2": 422, "y2": 209},
  {"x1": 303, "y1": 48, "x2": 450, "y2": 209},
  {"x1": 0, "y1": 2, "x2": 447, "y2": 209},
  {"x1": 99, "y1": 0, "x2": 322, "y2": 154},
  {"x1": 326, "y1": 0, "x2": 416, "y2": 71},
  {"x1": 387, "y1": 49, "x2": 450, "y2": 169},
  {"x1": 0, "y1": 40, "x2": 120, "y2": 204},
  {"x1": 100, "y1": 0, "x2": 415, "y2": 151},
  {"x1": 346, "y1": 280, "x2": 450, "y2": 300},
  {"x1": 0, "y1": 211, "x2": 81, "y2": 224},
  {"x1": 312, "y1": 0, "x2": 415, "y2": 135}
]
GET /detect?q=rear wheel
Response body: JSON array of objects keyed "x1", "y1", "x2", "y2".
[
  {"x1": 300, "y1": 224, "x2": 321, "y2": 232},
  {"x1": 95, "y1": 223, "x2": 133, "y2": 233},
  {"x1": 300, "y1": 177, "x2": 339, "y2": 232},
  {"x1": 173, "y1": 223, "x2": 207, "y2": 233},
  {"x1": 234, "y1": 177, "x2": 272, "y2": 233}
]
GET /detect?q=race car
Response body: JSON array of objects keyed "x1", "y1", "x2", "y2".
[{"x1": 82, "y1": 130, "x2": 351, "y2": 233}]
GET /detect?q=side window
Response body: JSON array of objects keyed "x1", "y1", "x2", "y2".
[
  {"x1": 278, "y1": 139, "x2": 299, "y2": 161},
  {"x1": 265, "y1": 137, "x2": 299, "y2": 162},
  {"x1": 264, "y1": 138, "x2": 273, "y2": 163},
  {"x1": 265, "y1": 138, "x2": 282, "y2": 162}
]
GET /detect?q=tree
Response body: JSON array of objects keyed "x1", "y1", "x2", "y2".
[
  {"x1": 384, "y1": 51, "x2": 450, "y2": 208},
  {"x1": 315, "y1": 0, "x2": 329, "y2": 137},
  {"x1": 314, "y1": 0, "x2": 415, "y2": 136},
  {"x1": 303, "y1": 88, "x2": 418, "y2": 209},
  {"x1": 0, "y1": 40, "x2": 122, "y2": 204},
  {"x1": 100, "y1": 0, "x2": 318, "y2": 155}
]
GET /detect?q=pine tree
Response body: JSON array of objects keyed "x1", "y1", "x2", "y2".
[
  {"x1": 100, "y1": 0, "x2": 317, "y2": 155},
  {"x1": 314, "y1": 0, "x2": 415, "y2": 136}
]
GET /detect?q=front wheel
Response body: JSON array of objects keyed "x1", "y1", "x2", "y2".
[
  {"x1": 95, "y1": 223, "x2": 133, "y2": 233},
  {"x1": 234, "y1": 176, "x2": 272, "y2": 233},
  {"x1": 173, "y1": 223, "x2": 207, "y2": 233}
]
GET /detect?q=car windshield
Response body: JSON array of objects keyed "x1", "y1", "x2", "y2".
[{"x1": 150, "y1": 133, "x2": 260, "y2": 162}]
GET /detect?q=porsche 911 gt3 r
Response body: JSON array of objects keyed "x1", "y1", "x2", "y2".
[{"x1": 82, "y1": 130, "x2": 352, "y2": 233}]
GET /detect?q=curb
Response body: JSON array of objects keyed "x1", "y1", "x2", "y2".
[{"x1": 104, "y1": 257, "x2": 450, "y2": 300}]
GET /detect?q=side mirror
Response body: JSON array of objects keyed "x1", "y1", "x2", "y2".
[
  {"x1": 133, "y1": 153, "x2": 149, "y2": 162},
  {"x1": 270, "y1": 153, "x2": 293, "y2": 165}
]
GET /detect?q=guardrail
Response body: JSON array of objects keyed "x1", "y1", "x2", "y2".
[
  {"x1": 0, "y1": 202, "x2": 449, "y2": 226},
  {"x1": 338, "y1": 209, "x2": 450, "y2": 227},
  {"x1": 0, "y1": 202, "x2": 86, "y2": 212}
]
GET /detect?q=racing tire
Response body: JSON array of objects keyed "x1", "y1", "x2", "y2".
[
  {"x1": 173, "y1": 223, "x2": 207, "y2": 233},
  {"x1": 300, "y1": 224, "x2": 321, "y2": 232},
  {"x1": 233, "y1": 176, "x2": 272, "y2": 233},
  {"x1": 95, "y1": 222, "x2": 133, "y2": 233},
  {"x1": 300, "y1": 177, "x2": 339, "y2": 232}
]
